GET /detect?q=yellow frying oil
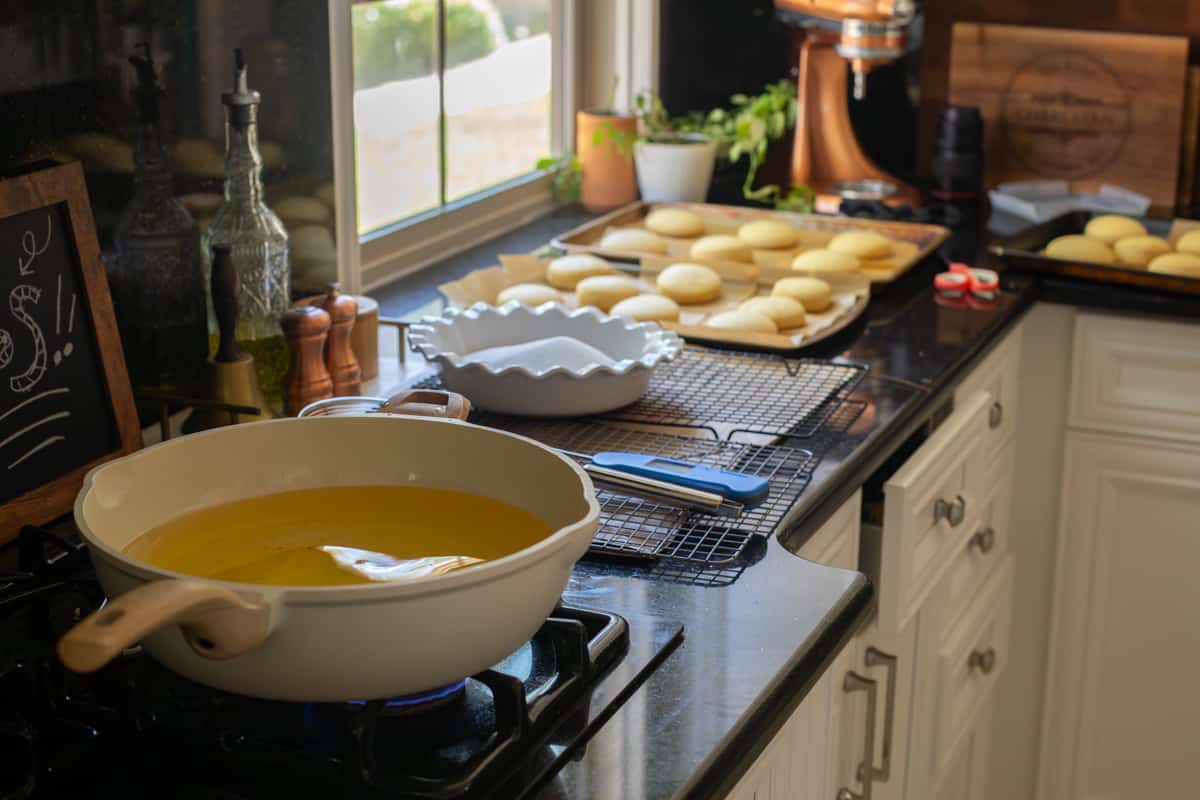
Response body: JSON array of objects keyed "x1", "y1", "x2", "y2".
[{"x1": 122, "y1": 486, "x2": 552, "y2": 586}]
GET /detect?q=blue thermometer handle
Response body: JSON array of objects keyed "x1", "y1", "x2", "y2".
[{"x1": 590, "y1": 452, "x2": 770, "y2": 507}]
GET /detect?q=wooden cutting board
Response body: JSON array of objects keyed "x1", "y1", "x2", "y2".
[{"x1": 949, "y1": 24, "x2": 1188, "y2": 210}]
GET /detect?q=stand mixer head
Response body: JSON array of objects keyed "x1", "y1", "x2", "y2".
[{"x1": 775, "y1": 0, "x2": 919, "y2": 209}]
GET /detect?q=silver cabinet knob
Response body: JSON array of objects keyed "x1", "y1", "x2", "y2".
[
  {"x1": 969, "y1": 647, "x2": 997, "y2": 674},
  {"x1": 970, "y1": 527, "x2": 996, "y2": 554},
  {"x1": 989, "y1": 401, "x2": 1003, "y2": 429},
  {"x1": 934, "y1": 495, "x2": 966, "y2": 527}
]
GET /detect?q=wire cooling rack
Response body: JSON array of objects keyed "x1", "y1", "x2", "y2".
[
  {"x1": 408, "y1": 346, "x2": 866, "y2": 574},
  {"x1": 469, "y1": 418, "x2": 817, "y2": 564},
  {"x1": 609, "y1": 348, "x2": 866, "y2": 439}
]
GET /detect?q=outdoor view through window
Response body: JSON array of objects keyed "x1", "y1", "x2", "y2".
[{"x1": 351, "y1": 0, "x2": 553, "y2": 235}]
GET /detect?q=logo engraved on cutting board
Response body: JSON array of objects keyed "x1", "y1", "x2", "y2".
[{"x1": 999, "y1": 51, "x2": 1132, "y2": 178}]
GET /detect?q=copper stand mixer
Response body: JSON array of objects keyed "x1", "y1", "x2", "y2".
[{"x1": 775, "y1": 0, "x2": 920, "y2": 212}]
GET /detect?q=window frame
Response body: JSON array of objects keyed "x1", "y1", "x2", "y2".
[{"x1": 328, "y1": 0, "x2": 581, "y2": 293}]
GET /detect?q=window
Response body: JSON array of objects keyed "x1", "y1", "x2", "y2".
[{"x1": 350, "y1": 0, "x2": 565, "y2": 238}]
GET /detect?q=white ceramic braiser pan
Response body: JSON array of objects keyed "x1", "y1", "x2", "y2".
[{"x1": 57, "y1": 391, "x2": 600, "y2": 702}]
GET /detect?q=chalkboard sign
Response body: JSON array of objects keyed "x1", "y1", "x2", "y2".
[{"x1": 0, "y1": 161, "x2": 139, "y2": 539}]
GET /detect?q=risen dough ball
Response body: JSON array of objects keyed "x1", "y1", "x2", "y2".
[
  {"x1": 705, "y1": 310, "x2": 778, "y2": 334},
  {"x1": 644, "y1": 208, "x2": 706, "y2": 238},
  {"x1": 791, "y1": 248, "x2": 860, "y2": 274},
  {"x1": 575, "y1": 275, "x2": 642, "y2": 311},
  {"x1": 496, "y1": 283, "x2": 560, "y2": 306},
  {"x1": 1044, "y1": 235, "x2": 1114, "y2": 264},
  {"x1": 772, "y1": 276, "x2": 833, "y2": 312},
  {"x1": 600, "y1": 227, "x2": 668, "y2": 254},
  {"x1": 690, "y1": 234, "x2": 753, "y2": 263},
  {"x1": 1112, "y1": 236, "x2": 1171, "y2": 268},
  {"x1": 829, "y1": 230, "x2": 892, "y2": 260},
  {"x1": 656, "y1": 262, "x2": 723, "y2": 304},
  {"x1": 739, "y1": 296, "x2": 807, "y2": 330},
  {"x1": 1148, "y1": 252, "x2": 1200, "y2": 276},
  {"x1": 1084, "y1": 215, "x2": 1147, "y2": 244},
  {"x1": 546, "y1": 254, "x2": 617, "y2": 289},
  {"x1": 738, "y1": 219, "x2": 798, "y2": 249},
  {"x1": 1174, "y1": 229, "x2": 1200, "y2": 256},
  {"x1": 610, "y1": 293, "x2": 681, "y2": 322}
]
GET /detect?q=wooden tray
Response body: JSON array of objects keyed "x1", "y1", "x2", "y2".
[
  {"x1": 437, "y1": 253, "x2": 870, "y2": 355},
  {"x1": 550, "y1": 200, "x2": 950, "y2": 284},
  {"x1": 989, "y1": 212, "x2": 1200, "y2": 297}
]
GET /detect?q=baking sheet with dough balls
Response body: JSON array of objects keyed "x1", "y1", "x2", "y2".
[
  {"x1": 791, "y1": 248, "x2": 860, "y2": 274},
  {"x1": 656, "y1": 262, "x2": 724, "y2": 304},
  {"x1": 496, "y1": 283, "x2": 560, "y2": 306},
  {"x1": 690, "y1": 234, "x2": 754, "y2": 263},
  {"x1": 600, "y1": 227, "x2": 668, "y2": 254},
  {"x1": 739, "y1": 295, "x2": 807, "y2": 330},
  {"x1": 1174, "y1": 229, "x2": 1200, "y2": 255},
  {"x1": 644, "y1": 208, "x2": 706, "y2": 238},
  {"x1": 610, "y1": 293, "x2": 681, "y2": 322},
  {"x1": 829, "y1": 230, "x2": 892, "y2": 260},
  {"x1": 575, "y1": 275, "x2": 642, "y2": 311},
  {"x1": 1043, "y1": 235, "x2": 1114, "y2": 264},
  {"x1": 794, "y1": 229, "x2": 837, "y2": 249},
  {"x1": 705, "y1": 309, "x2": 778, "y2": 334},
  {"x1": 546, "y1": 254, "x2": 617, "y2": 289},
  {"x1": 856, "y1": 241, "x2": 920, "y2": 276},
  {"x1": 1084, "y1": 215, "x2": 1147, "y2": 244},
  {"x1": 1148, "y1": 252, "x2": 1200, "y2": 276},
  {"x1": 738, "y1": 219, "x2": 798, "y2": 249},
  {"x1": 771, "y1": 276, "x2": 833, "y2": 312},
  {"x1": 1112, "y1": 236, "x2": 1171, "y2": 267}
]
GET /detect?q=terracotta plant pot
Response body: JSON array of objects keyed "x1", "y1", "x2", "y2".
[{"x1": 576, "y1": 109, "x2": 638, "y2": 212}]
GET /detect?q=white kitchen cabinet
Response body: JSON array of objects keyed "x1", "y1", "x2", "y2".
[
  {"x1": 726, "y1": 491, "x2": 862, "y2": 800},
  {"x1": 934, "y1": 704, "x2": 993, "y2": 800},
  {"x1": 1038, "y1": 432, "x2": 1200, "y2": 800}
]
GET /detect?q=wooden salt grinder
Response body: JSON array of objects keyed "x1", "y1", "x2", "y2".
[
  {"x1": 282, "y1": 306, "x2": 333, "y2": 416},
  {"x1": 319, "y1": 285, "x2": 362, "y2": 396}
]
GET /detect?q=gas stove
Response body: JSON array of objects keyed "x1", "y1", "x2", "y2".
[{"x1": 0, "y1": 526, "x2": 683, "y2": 799}]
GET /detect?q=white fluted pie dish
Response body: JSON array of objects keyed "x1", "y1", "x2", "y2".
[{"x1": 407, "y1": 302, "x2": 683, "y2": 416}]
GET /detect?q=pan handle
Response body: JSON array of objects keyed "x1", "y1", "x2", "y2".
[
  {"x1": 379, "y1": 389, "x2": 471, "y2": 420},
  {"x1": 58, "y1": 580, "x2": 271, "y2": 673}
]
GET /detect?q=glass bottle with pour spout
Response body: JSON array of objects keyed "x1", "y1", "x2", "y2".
[
  {"x1": 203, "y1": 48, "x2": 290, "y2": 397},
  {"x1": 110, "y1": 44, "x2": 208, "y2": 392}
]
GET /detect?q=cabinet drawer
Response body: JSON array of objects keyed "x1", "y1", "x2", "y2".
[
  {"x1": 879, "y1": 391, "x2": 991, "y2": 633},
  {"x1": 796, "y1": 490, "x2": 860, "y2": 569},
  {"x1": 1070, "y1": 312, "x2": 1200, "y2": 443},
  {"x1": 955, "y1": 324, "x2": 1021, "y2": 452},
  {"x1": 941, "y1": 447, "x2": 1014, "y2": 637},
  {"x1": 934, "y1": 556, "x2": 1014, "y2": 771}
]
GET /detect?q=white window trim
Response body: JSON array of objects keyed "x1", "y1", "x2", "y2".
[{"x1": 328, "y1": 0, "x2": 658, "y2": 294}]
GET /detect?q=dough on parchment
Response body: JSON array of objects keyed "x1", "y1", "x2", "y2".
[
  {"x1": 690, "y1": 234, "x2": 753, "y2": 263},
  {"x1": 496, "y1": 283, "x2": 560, "y2": 306},
  {"x1": 1112, "y1": 236, "x2": 1170, "y2": 268},
  {"x1": 740, "y1": 296, "x2": 808, "y2": 330},
  {"x1": 644, "y1": 208, "x2": 706, "y2": 238},
  {"x1": 575, "y1": 275, "x2": 642, "y2": 312},
  {"x1": 829, "y1": 230, "x2": 892, "y2": 260},
  {"x1": 771, "y1": 276, "x2": 833, "y2": 312},
  {"x1": 1043, "y1": 235, "x2": 1114, "y2": 264},
  {"x1": 738, "y1": 219, "x2": 798, "y2": 249},
  {"x1": 791, "y1": 248, "x2": 860, "y2": 274},
  {"x1": 655, "y1": 263, "x2": 723, "y2": 304},
  {"x1": 1084, "y1": 215, "x2": 1147, "y2": 244},
  {"x1": 704, "y1": 310, "x2": 778, "y2": 334},
  {"x1": 609, "y1": 293, "x2": 681, "y2": 322},
  {"x1": 546, "y1": 254, "x2": 617, "y2": 289},
  {"x1": 1148, "y1": 252, "x2": 1200, "y2": 276},
  {"x1": 600, "y1": 227, "x2": 669, "y2": 254}
]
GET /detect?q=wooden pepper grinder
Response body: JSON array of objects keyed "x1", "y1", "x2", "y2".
[
  {"x1": 319, "y1": 284, "x2": 361, "y2": 396},
  {"x1": 282, "y1": 306, "x2": 333, "y2": 416}
]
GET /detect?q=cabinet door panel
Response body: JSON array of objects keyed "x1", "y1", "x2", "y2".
[{"x1": 1039, "y1": 433, "x2": 1200, "y2": 800}]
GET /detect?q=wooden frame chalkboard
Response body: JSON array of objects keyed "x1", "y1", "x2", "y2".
[{"x1": 0, "y1": 161, "x2": 140, "y2": 540}]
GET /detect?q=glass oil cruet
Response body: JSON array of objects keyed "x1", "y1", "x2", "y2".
[
  {"x1": 203, "y1": 47, "x2": 290, "y2": 398},
  {"x1": 110, "y1": 43, "x2": 208, "y2": 392}
]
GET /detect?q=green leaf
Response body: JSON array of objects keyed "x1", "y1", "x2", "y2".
[
  {"x1": 535, "y1": 156, "x2": 558, "y2": 170},
  {"x1": 730, "y1": 93, "x2": 748, "y2": 104}
]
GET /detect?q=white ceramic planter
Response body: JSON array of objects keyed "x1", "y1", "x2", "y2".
[{"x1": 634, "y1": 135, "x2": 718, "y2": 202}]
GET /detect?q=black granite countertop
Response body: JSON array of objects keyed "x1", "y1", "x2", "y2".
[{"x1": 370, "y1": 209, "x2": 1044, "y2": 800}]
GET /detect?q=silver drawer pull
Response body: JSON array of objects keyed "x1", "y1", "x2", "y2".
[
  {"x1": 837, "y1": 671, "x2": 878, "y2": 800},
  {"x1": 862, "y1": 647, "x2": 898, "y2": 783},
  {"x1": 969, "y1": 647, "x2": 997, "y2": 674},
  {"x1": 934, "y1": 495, "x2": 966, "y2": 527},
  {"x1": 970, "y1": 527, "x2": 996, "y2": 554},
  {"x1": 989, "y1": 401, "x2": 1003, "y2": 429}
]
